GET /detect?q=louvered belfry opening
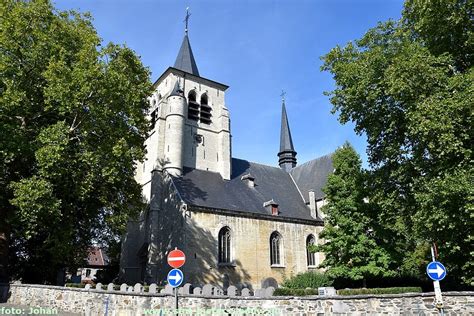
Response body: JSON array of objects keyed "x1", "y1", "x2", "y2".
[
  {"x1": 188, "y1": 90, "x2": 199, "y2": 121},
  {"x1": 200, "y1": 93, "x2": 212, "y2": 124},
  {"x1": 187, "y1": 91, "x2": 212, "y2": 124}
]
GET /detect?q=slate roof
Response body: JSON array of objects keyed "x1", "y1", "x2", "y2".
[
  {"x1": 290, "y1": 153, "x2": 334, "y2": 202},
  {"x1": 174, "y1": 34, "x2": 200, "y2": 76},
  {"x1": 171, "y1": 158, "x2": 321, "y2": 222},
  {"x1": 280, "y1": 102, "x2": 295, "y2": 153}
]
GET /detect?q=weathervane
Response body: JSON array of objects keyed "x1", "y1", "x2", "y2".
[
  {"x1": 184, "y1": 7, "x2": 191, "y2": 34},
  {"x1": 280, "y1": 90, "x2": 286, "y2": 103}
]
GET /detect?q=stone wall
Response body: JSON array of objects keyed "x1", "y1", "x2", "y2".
[
  {"x1": 184, "y1": 210, "x2": 324, "y2": 289},
  {"x1": 2, "y1": 284, "x2": 472, "y2": 316}
]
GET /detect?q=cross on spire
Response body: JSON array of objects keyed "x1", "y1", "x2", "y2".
[
  {"x1": 184, "y1": 7, "x2": 191, "y2": 34},
  {"x1": 280, "y1": 90, "x2": 286, "y2": 103}
]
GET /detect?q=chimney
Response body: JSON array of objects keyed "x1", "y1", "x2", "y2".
[
  {"x1": 241, "y1": 173, "x2": 255, "y2": 188},
  {"x1": 309, "y1": 191, "x2": 317, "y2": 219}
]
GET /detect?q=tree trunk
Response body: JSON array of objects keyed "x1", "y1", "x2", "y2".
[
  {"x1": 362, "y1": 277, "x2": 367, "y2": 288},
  {"x1": 0, "y1": 213, "x2": 10, "y2": 283}
]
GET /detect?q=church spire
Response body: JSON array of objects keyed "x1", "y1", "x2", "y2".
[
  {"x1": 174, "y1": 8, "x2": 200, "y2": 76},
  {"x1": 278, "y1": 91, "x2": 297, "y2": 172}
]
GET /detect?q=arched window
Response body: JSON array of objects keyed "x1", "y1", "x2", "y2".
[
  {"x1": 187, "y1": 90, "x2": 199, "y2": 121},
  {"x1": 200, "y1": 93, "x2": 212, "y2": 124},
  {"x1": 201, "y1": 93, "x2": 208, "y2": 106},
  {"x1": 218, "y1": 227, "x2": 231, "y2": 264},
  {"x1": 270, "y1": 231, "x2": 282, "y2": 266},
  {"x1": 306, "y1": 235, "x2": 316, "y2": 267},
  {"x1": 188, "y1": 90, "x2": 197, "y2": 102}
]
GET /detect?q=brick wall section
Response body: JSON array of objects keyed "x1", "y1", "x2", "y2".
[{"x1": 1, "y1": 284, "x2": 473, "y2": 315}]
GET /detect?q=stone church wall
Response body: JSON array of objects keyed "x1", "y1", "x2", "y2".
[
  {"x1": 182, "y1": 210, "x2": 325, "y2": 289},
  {"x1": 2, "y1": 284, "x2": 472, "y2": 315}
]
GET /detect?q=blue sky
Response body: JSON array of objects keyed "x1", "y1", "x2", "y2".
[{"x1": 54, "y1": 0, "x2": 405, "y2": 168}]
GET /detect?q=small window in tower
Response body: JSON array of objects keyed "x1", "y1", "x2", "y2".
[
  {"x1": 200, "y1": 93, "x2": 212, "y2": 124},
  {"x1": 187, "y1": 90, "x2": 199, "y2": 121},
  {"x1": 150, "y1": 109, "x2": 157, "y2": 129}
]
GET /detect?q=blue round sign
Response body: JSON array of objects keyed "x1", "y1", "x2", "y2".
[
  {"x1": 426, "y1": 261, "x2": 446, "y2": 281},
  {"x1": 167, "y1": 268, "x2": 184, "y2": 287}
]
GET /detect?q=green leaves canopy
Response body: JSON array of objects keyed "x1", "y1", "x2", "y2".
[
  {"x1": 314, "y1": 143, "x2": 394, "y2": 283},
  {"x1": 1, "y1": 0, "x2": 152, "y2": 283},
  {"x1": 321, "y1": 0, "x2": 473, "y2": 285}
]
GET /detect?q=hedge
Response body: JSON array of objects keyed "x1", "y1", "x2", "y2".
[
  {"x1": 273, "y1": 288, "x2": 319, "y2": 296},
  {"x1": 274, "y1": 286, "x2": 422, "y2": 296},
  {"x1": 337, "y1": 287, "x2": 422, "y2": 295},
  {"x1": 281, "y1": 271, "x2": 332, "y2": 289}
]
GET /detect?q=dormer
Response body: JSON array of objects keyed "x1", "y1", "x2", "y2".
[{"x1": 263, "y1": 199, "x2": 279, "y2": 216}]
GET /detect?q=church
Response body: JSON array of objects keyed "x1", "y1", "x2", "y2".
[{"x1": 119, "y1": 15, "x2": 333, "y2": 290}]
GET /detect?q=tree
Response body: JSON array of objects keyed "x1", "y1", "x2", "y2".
[
  {"x1": 0, "y1": 0, "x2": 152, "y2": 283},
  {"x1": 313, "y1": 143, "x2": 394, "y2": 286},
  {"x1": 321, "y1": 0, "x2": 473, "y2": 285}
]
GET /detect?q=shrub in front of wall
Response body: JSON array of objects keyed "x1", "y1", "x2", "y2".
[
  {"x1": 65, "y1": 283, "x2": 86, "y2": 288},
  {"x1": 281, "y1": 271, "x2": 332, "y2": 289},
  {"x1": 273, "y1": 287, "x2": 319, "y2": 296},
  {"x1": 337, "y1": 287, "x2": 422, "y2": 295}
]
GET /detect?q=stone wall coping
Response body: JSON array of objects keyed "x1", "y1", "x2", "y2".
[
  {"x1": 0, "y1": 283, "x2": 170, "y2": 298},
  {"x1": 1, "y1": 284, "x2": 473, "y2": 301}
]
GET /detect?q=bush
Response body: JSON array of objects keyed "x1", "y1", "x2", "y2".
[
  {"x1": 281, "y1": 271, "x2": 332, "y2": 289},
  {"x1": 337, "y1": 287, "x2": 422, "y2": 295},
  {"x1": 273, "y1": 288, "x2": 319, "y2": 296},
  {"x1": 65, "y1": 283, "x2": 86, "y2": 288}
]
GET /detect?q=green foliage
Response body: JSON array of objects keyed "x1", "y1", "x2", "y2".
[
  {"x1": 281, "y1": 271, "x2": 332, "y2": 289},
  {"x1": 337, "y1": 287, "x2": 422, "y2": 296},
  {"x1": 314, "y1": 144, "x2": 395, "y2": 283},
  {"x1": 321, "y1": 0, "x2": 473, "y2": 285},
  {"x1": 65, "y1": 283, "x2": 88, "y2": 288},
  {"x1": 0, "y1": 0, "x2": 152, "y2": 283},
  {"x1": 273, "y1": 288, "x2": 319, "y2": 296}
]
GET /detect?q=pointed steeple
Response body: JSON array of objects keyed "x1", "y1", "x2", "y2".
[
  {"x1": 278, "y1": 93, "x2": 297, "y2": 172},
  {"x1": 174, "y1": 8, "x2": 200, "y2": 76}
]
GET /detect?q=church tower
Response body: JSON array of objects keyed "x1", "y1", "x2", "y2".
[
  {"x1": 136, "y1": 9, "x2": 232, "y2": 201},
  {"x1": 278, "y1": 95, "x2": 297, "y2": 172}
]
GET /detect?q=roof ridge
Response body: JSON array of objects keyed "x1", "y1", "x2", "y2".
[
  {"x1": 232, "y1": 158, "x2": 284, "y2": 171},
  {"x1": 293, "y1": 152, "x2": 334, "y2": 169}
]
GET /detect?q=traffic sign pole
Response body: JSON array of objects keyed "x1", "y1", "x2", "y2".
[
  {"x1": 167, "y1": 248, "x2": 186, "y2": 315},
  {"x1": 174, "y1": 287, "x2": 178, "y2": 313},
  {"x1": 430, "y1": 246, "x2": 443, "y2": 310}
]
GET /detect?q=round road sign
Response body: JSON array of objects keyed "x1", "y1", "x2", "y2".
[{"x1": 167, "y1": 248, "x2": 186, "y2": 268}]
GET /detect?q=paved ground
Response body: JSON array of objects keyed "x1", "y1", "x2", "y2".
[{"x1": 0, "y1": 303, "x2": 81, "y2": 315}]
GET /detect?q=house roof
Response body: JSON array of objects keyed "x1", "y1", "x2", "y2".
[
  {"x1": 86, "y1": 247, "x2": 109, "y2": 266},
  {"x1": 171, "y1": 158, "x2": 322, "y2": 222},
  {"x1": 290, "y1": 153, "x2": 334, "y2": 202}
]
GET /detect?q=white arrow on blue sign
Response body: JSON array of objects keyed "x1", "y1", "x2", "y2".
[
  {"x1": 167, "y1": 268, "x2": 184, "y2": 287},
  {"x1": 426, "y1": 261, "x2": 447, "y2": 281}
]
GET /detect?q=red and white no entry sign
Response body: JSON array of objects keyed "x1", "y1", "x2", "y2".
[{"x1": 167, "y1": 248, "x2": 186, "y2": 268}]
